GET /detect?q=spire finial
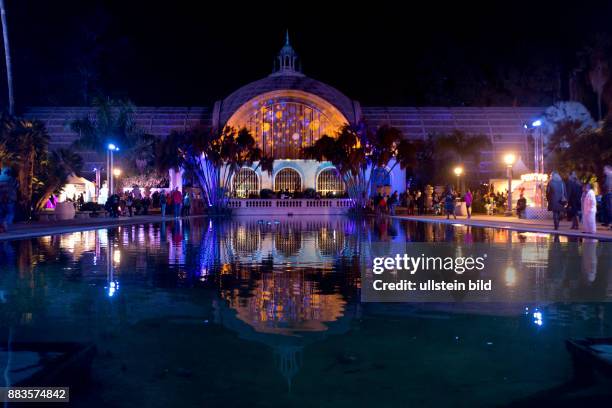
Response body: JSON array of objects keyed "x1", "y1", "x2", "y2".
[{"x1": 271, "y1": 31, "x2": 302, "y2": 76}]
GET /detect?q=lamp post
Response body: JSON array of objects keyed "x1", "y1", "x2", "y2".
[
  {"x1": 93, "y1": 167, "x2": 101, "y2": 202},
  {"x1": 107, "y1": 143, "x2": 119, "y2": 196},
  {"x1": 453, "y1": 166, "x2": 463, "y2": 195},
  {"x1": 524, "y1": 119, "x2": 544, "y2": 209},
  {"x1": 504, "y1": 153, "x2": 516, "y2": 216},
  {"x1": 113, "y1": 168, "x2": 122, "y2": 193}
]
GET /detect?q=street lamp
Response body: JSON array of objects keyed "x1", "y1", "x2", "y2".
[
  {"x1": 112, "y1": 168, "x2": 122, "y2": 195},
  {"x1": 524, "y1": 119, "x2": 545, "y2": 209},
  {"x1": 453, "y1": 166, "x2": 463, "y2": 194},
  {"x1": 106, "y1": 143, "x2": 119, "y2": 196},
  {"x1": 503, "y1": 153, "x2": 516, "y2": 216}
]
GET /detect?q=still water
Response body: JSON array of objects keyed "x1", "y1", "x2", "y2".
[{"x1": 0, "y1": 216, "x2": 610, "y2": 407}]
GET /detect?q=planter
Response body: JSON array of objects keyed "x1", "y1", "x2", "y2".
[{"x1": 55, "y1": 201, "x2": 76, "y2": 220}]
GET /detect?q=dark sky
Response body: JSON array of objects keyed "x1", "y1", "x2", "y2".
[{"x1": 4, "y1": 1, "x2": 612, "y2": 109}]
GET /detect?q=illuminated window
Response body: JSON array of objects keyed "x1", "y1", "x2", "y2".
[
  {"x1": 232, "y1": 168, "x2": 259, "y2": 198},
  {"x1": 274, "y1": 168, "x2": 301, "y2": 192},
  {"x1": 245, "y1": 98, "x2": 333, "y2": 159},
  {"x1": 316, "y1": 168, "x2": 344, "y2": 195}
]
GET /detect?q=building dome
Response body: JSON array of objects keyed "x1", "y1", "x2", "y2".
[
  {"x1": 218, "y1": 75, "x2": 360, "y2": 125},
  {"x1": 213, "y1": 33, "x2": 360, "y2": 160}
]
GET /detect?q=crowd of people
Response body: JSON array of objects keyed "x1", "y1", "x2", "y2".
[
  {"x1": 366, "y1": 165, "x2": 612, "y2": 236},
  {"x1": 105, "y1": 187, "x2": 191, "y2": 219},
  {"x1": 545, "y1": 170, "x2": 602, "y2": 233},
  {"x1": 370, "y1": 191, "x2": 400, "y2": 215}
]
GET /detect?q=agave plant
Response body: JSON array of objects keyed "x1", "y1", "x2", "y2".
[{"x1": 156, "y1": 126, "x2": 273, "y2": 215}]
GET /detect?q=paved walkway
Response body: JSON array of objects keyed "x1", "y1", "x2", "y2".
[
  {"x1": 0, "y1": 214, "x2": 203, "y2": 241},
  {"x1": 2, "y1": 213, "x2": 611, "y2": 241},
  {"x1": 392, "y1": 214, "x2": 612, "y2": 240}
]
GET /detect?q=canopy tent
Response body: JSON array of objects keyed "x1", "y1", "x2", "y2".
[{"x1": 59, "y1": 174, "x2": 96, "y2": 203}]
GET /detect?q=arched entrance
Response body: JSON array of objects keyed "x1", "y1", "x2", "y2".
[
  {"x1": 232, "y1": 168, "x2": 259, "y2": 198},
  {"x1": 316, "y1": 168, "x2": 345, "y2": 196},
  {"x1": 274, "y1": 168, "x2": 301, "y2": 192}
]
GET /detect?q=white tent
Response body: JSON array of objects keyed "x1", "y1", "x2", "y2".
[{"x1": 59, "y1": 174, "x2": 96, "y2": 202}]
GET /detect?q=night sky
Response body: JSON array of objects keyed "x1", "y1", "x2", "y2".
[{"x1": 4, "y1": 1, "x2": 612, "y2": 109}]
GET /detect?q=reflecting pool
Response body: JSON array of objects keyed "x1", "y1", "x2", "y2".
[{"x1": 0, "y1": 216, "x2": 611, "y2": 407}]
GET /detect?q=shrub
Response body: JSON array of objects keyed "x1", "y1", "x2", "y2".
[
  {"x1": 260, "y1": 188, "x2": 274, "y2": 199},
  {"x1": 303, "y1": 188, "x2": 316, "y2": 198},
  {"x1": 471, "y1": 197, "x2": 486, "y2": 214},
  {"x1": 80, "y1": 202, "x2": 103, "y2": 212}
]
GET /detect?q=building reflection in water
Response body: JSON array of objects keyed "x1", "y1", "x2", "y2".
[{"x1": 10, "y1": 216, "x2": 610, "y2": 388}]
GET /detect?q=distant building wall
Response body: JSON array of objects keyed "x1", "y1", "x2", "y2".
[
  {"x1": 361, "y1": 106, "x2": 544, "y2": 180},
  {"x1": 25, "y1": 105, "x2": 544, "y2": 181}
]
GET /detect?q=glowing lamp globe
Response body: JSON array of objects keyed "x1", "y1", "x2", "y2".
[{"x1": 503, "y1": 153, "x2": 516, "y2": 166}]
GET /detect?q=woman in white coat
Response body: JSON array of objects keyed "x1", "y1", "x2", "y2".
[{"x1": 581, "y1": 183, "x2": 597, "y2": 234}]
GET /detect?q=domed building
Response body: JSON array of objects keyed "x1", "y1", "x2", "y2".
[
  {"x1": 211, "y1": 31, "x2": 383, "y2": 197},
  {"x1": 26, "y1": 33, "x2": 544, "y2": 205}
]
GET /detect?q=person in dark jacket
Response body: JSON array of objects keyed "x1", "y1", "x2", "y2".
[
  {"x1": 516, "y1": 192, "x2": 527, "y2": 219},
  {"x1": 566, "y1": 172, "x2": 582, "y2": 229},
  {"x1": 546, "y1": 171, "x2": 567, "y2": 230},
  {"x1": 444, "y1": 186, "x2": 456, "y2": 220}
]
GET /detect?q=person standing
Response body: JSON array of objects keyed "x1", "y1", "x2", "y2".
[
  {"x1": 388, "y1": 191, "x2": 398, "y2": 215},
  {"x1": 126, "y1": 193, "x2": 134, "y2": 217},
  {"x1": 172, "y1": 188, "x2": 182, "y2": 218},
  {"x1": 464, "y1": 189, "x2": 473, "y2": 219},
  {"x1": 581, "y1": 183, "x2": 597, "y2": 234},
  {"x1": 546, "y1": 171, "x2": 567, "y2": 230},
  {"x1": 566, "y1": 172, "x2": 582, "y2": 230},
  {"x1": 516, "y1": 192, "x2": 527, "y2": 219},
  {"x1": 160, "y1": 190, "x2": 167, "y2": 217},
  {"x1": 444, "y1": 186, "x2": 456, "y2": 220},
  {"x1": 182, "y1": 190, "x2": 191, "y2": 216},
  {"x1": 603, "y1": 165, "x2": 612, "y2": 229}
]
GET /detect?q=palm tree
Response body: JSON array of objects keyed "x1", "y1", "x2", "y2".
[
  {"x1": 304, "y1": 124, "x2": 414, "y2": 210},
  {"x1": 34, "y1": 148, "x2": 84, "y2": 211},
  {"x1": 1, "y1": 114, "x2": 49, "y2": 218},
  {"x1": 435, "y1": 129, "x2": 491, "y2": 184},
  {"x1": 0, "y1": 0, "x2": 14, "y2": 115},
  {"x1": 70, "y1": 97, "x2": 156, "y2": 175}
]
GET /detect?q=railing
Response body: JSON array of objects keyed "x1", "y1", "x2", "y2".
[{"x1": 226, "y1": 198, "x2": 353, "y2": 213}]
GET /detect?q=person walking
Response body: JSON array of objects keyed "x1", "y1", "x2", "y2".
[
  {"x1": 464, "y1": 189, "x2": 473, "y2": 219},
  {"x1": 546, "y1": 171, "x2": 567, "y2": 230},
  {"x1": 172, "y1": 188, "x2": 182, "y2": 218},
  {"x1": 566, "y1": 172, "x2": 582, "y2": 230},
  {"x1": 160, "y1": 190, "x2": 167, "y2": 217},
  {"x1": 444, "y1": 186, "x2": 456, "y2": 220},
  {"x1": 581, "y1": 183, "x2": 597, "y2": 234}
]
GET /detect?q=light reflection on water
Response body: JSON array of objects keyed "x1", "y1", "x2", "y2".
[{"x1": 0, "y1": 216, "x2": 611, "y2": 406}]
